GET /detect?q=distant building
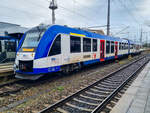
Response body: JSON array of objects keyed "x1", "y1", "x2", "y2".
[
  {"x1": 74, "y1": 27, "x2": 105, "y2": 35},
  {"x1": 89, "y1": 29, "x2": 105, "y2": 35},
  {"x1": 0, "y1": 22, "x2": 28, "y2": 39}
]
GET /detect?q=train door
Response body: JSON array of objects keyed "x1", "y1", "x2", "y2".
[
  {"x1": 100, "y1": 40, "x2": 105, "y2": 61},
  {"x1": 115, "y1": 42, "x2": 118, "y2": 58},
  {"x1": 61, "y1": 34, "x2": 70, "y2": 65}
]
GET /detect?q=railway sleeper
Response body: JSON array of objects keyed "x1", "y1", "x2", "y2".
[
  {"x1": 110, "y1": 100, "x2": 117, "y2": 105},
  {"x1": 56, "y1": 107, "x2": 69, "y2": 113},
  {"x1": 65, "y1": 102, "x2": 93, "y2": 112},
  {"x1": 60, "y1": 104, "x2": 91, "y2": 113},
  {"x1": 79, "y1": 94, "x2": 103, "y2": 101},
  {"x1": 106, "y1": 103, "x2": 114, "y2": 109},
  {"x1": 98, "y1": 83, "x2": 118, "y2": 88},
  {"x1": 101, "y1": 81, "x2": 121, "y2": 85},
  {"x1": 106, "y1": 78, "x2": 124, "y2": 82},
  {"x1": 87, "y1": 89, "x2": 110, "y2": 97},
  {"x1": 90, "y1": 88, "x2": 110, "y2": 95},
  {"x1": 104, "y1": 78, "x2": 123, "y2": 83},
  {"x1": 85, "y1": 91, "x2": 107, "y2": 98},
  {"x1": 94, "y1": 86, "x2": 114, "y2": 92},
  {"x1": 73, "y1": 98, "x2": 99, "y2": 106}
]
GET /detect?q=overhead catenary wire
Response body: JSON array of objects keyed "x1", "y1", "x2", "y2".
[
  {"x1": 86, "y1": 25, "x2": 107, "y2": 28},
  {"x1": 111, "y1": 0, "x2": 141, "y2": 39},
  {"x1": 72, "y1": 0, "x2": 105, "y2": 16},
  {"x1": 117, "y1": 0, "x2": 140, "y2": 25},
  {"x1": 113, "y1": 26, "x2": 130, "y2": 36}
]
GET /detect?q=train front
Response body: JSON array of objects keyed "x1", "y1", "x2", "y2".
[{"x1": 14, "y1": 26, "x2": 47, "y2": 80}]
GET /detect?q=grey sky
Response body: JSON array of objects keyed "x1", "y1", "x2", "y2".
[{"x1": 0, "y1": 0, "x2": 150, "y2": 42}]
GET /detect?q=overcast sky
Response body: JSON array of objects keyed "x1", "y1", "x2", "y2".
[{"x1": 1, "y1": 0, "x2": 150, "y2": 42}]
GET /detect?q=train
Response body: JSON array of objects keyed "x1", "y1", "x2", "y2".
[
  {"x1": 0, "y1": 36, "x2": 18, "y2": 63},
  {"x1": 14, "y1": 25, "x2": 142, "y2": 80}
]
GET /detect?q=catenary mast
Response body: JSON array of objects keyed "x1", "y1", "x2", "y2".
[{"x1": 49, "y1": 0, "x2": 58, "y2": 24}]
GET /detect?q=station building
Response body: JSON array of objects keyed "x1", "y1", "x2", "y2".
[{"x1": 0, "y1": 22, "x2": 28, "y2": 62}]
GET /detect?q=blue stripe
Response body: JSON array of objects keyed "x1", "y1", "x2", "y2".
[
  {"x1": 17, "y1": 34, "x2": 26, "y2": 52},
  {"x1": 105, "y1": 56, "x2": 115, "y2": 60},
  {"x1": 16, "y1": 66, "x2": 61, "y2": 75},
  {"x1": 83, "y1": 59, "x2": 100, "y2": 65}
]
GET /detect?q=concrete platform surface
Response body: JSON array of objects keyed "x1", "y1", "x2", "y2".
[{"x1": 110, "y1": 62, "x2": 150, "y2": 113}]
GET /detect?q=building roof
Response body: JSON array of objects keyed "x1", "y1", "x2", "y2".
[{"x1": 0, "y1": 22, "x2": 28, "y2": 36}]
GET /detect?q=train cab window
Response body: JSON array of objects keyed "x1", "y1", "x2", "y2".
[
  {"x1": 111, "y1": 41, "x2": 114, "y2": 53},
  {"x1": 119, "y1": 42, "x2": 122, "y2": 50},
  {"x1": 70, "y1": 36, "x2": 81, "y2": 53},
  {"x1": 49, "y1": 35, "x2": 61, "y2": 56},
  {"x1": 93, "y1": 39, "x2": 97, "y2": 52},
  {"x1": 83, "y1": 38, "x2": 91, "y2": 52},
  {"x1": 106, "y1": 41, "x2": 110, "y2": 54}
]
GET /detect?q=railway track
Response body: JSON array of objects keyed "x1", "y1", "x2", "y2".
[{"x1": 39, "y1": 55, "x2": 150, "y2": 113}]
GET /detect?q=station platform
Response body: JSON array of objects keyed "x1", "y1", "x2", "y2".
[
  {"x1": 0, "y1": 62, "x2": 13, "y2": 74},
  {"x1": 110, "y1": 62, "x2": 150, "y2": 113}
]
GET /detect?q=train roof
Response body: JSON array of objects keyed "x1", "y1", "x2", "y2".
[
  {"x1": 46, "y1": 25, "x2": 128, "y2": 42},
  {"x1": 126, "y1": 39, "x2": 142, "y2": 45},
  {"x1": 24, "y1": 24, "x2": 129, "y2": 43}
]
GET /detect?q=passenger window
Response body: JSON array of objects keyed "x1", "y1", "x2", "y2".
[
  {"x1": 93, "y1": 39, "x2": 97, "y2": 52},
  {"x1": 0, "y1": 41, "x2": 2, "y2": 52},
  {"x1": 126, "y1": 43, "x2": 128, "y2": 50},
  {"x1": 121, "y1": 43, "x2": 124, "y2": 50},
  {"x1": 70, "y1": 36, "x2": 81, "y2": 53},
  {"x1": 119, "y1": 42, "x2": 122, "y2": 50},
  {"x1": 49, "y1": 35, "x2": 61, "y2": 56},
  {"x1": 124, "y1": 43, "x2": 126, "y2": 50},
  {"x1": 132, "y1": 44, "x2": 134, "y2": 49},
  {"x1": 106, "y1": 41, "x2": 110, "y2": 54},
  {"x1": 111, "y1": 41, "x2": 114, "y2": 53},
  {"x1": 83, "y1": 38, "x2": 91, "y2": 52},
  {"x1": 5, "y1": 41, "x2": 16, "y2": 52}
]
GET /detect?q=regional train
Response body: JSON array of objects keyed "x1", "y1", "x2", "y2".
[{"x1": 14, "y1": 25, "x2": 142, "y2": 80}]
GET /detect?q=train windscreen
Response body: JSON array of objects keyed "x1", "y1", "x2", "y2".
[{"x1": 21, "y1": 29, "x2": 45, "y2": 48}]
